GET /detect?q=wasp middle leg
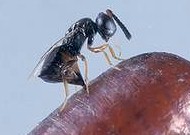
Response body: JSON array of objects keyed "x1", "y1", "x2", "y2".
[{"x1": 78, "y1": 54, "x2": 89, "y2": 94}]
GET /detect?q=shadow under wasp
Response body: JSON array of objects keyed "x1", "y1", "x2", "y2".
[{"x1": 30, "y1": 9, "x2": 132, "y2": 111}]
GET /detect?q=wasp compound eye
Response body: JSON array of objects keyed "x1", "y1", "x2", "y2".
[{"x1": 96, "y1": 12, "x2": 116, "y2": 41}]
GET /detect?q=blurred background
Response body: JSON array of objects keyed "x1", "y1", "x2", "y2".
[{"x1": 0, "y1": 0, "x2": 189, "y2": 134}]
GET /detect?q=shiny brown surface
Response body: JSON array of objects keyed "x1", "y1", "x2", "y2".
[{"x1": 29, "y1": 52, "x2": 190, "y2": 135}]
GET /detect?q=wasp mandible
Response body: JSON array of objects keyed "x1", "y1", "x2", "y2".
[{"x1": 30, "y1": 9, "x2": 131, "y2": 111}]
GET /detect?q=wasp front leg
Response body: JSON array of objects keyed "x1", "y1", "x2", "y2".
[
  {"x1": 87, "y1": 36, "x2": 113, "y2": 65},
  {"x1": 87, "y1": 44, "x2": 114, "y2": 65},
  {"x1": 87, "y1": 37, "x2": 121, "y2": 71},
  {"x1": 108, "y1": 46, "x2": 125, "y2": 61}
]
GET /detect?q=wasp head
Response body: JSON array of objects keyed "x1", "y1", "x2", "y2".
[{"x1": 96, "y1": 12, "x2": 117, "y2": 42}]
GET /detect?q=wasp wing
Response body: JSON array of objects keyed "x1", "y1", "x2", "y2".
[
  {"x1": 29, "y1": 25, "x2": 81, "y2": 80},
  {"x1": 28, "y1": 37, "x2": 67, "y2": 79}
]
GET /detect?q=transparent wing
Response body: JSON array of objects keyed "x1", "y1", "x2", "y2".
[
  {"x1": 28, "y1": 25, "x2": 80, "y2": 80},
  {"x1": 28, "y1": 37, "x2": 66, "y2": 79}
]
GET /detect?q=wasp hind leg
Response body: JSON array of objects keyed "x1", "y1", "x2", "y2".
[
  {"x1": 78, "y1": 54, "x2": 89, "y2": 94},
  {"x1": 60, "y1": 79, "x2": 69, "y2": 112}
]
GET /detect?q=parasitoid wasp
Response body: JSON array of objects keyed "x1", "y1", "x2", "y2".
[{"x1": 30, "y1": 9, "x2": 132, "y2": 111}]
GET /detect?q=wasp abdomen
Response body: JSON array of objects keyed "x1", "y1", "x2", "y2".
[
  {"x1": 38, "y1": 47, "x2": 64, "y2": 83},
  {"x1": 38, "y1": 46, "x2": 85, "y2": 86}
]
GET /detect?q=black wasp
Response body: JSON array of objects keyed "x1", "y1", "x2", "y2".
[{"x1": 31, "y1": 9, "x2": 131, "y2": 111}]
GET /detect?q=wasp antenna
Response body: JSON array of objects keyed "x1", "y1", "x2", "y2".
[{"x1": 106, "y1": 9, "x2": 132, "y2": 40}]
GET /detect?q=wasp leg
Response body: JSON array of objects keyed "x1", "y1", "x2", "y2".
[
  {"x1": 88, "y1": 44, "x2": 121, "y2": 68},
  {"x1": 87, "y1": 44, "x2": 113, "y2": 65},
  {"x1": 88, "y1": 44, "x2": 121, "y2": 70},
  {"x1": 87, "y1": 44, "x2": 108, "y2": 53},
  {"x1": 78, "y1": 54, "x2": 89, "y2": 94},
  {"x1": 102, "y1": 50, "x2": 113, "y2": 66},
  {"x1": 60, "y1": 80, "x2": 69, "y2": 112},
  {"x1": 102, "y1": 50, "x2": 121, "y2": 70},
  {"x1": 108, "y1": 46, "x2": 125, "y2": 61}
]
